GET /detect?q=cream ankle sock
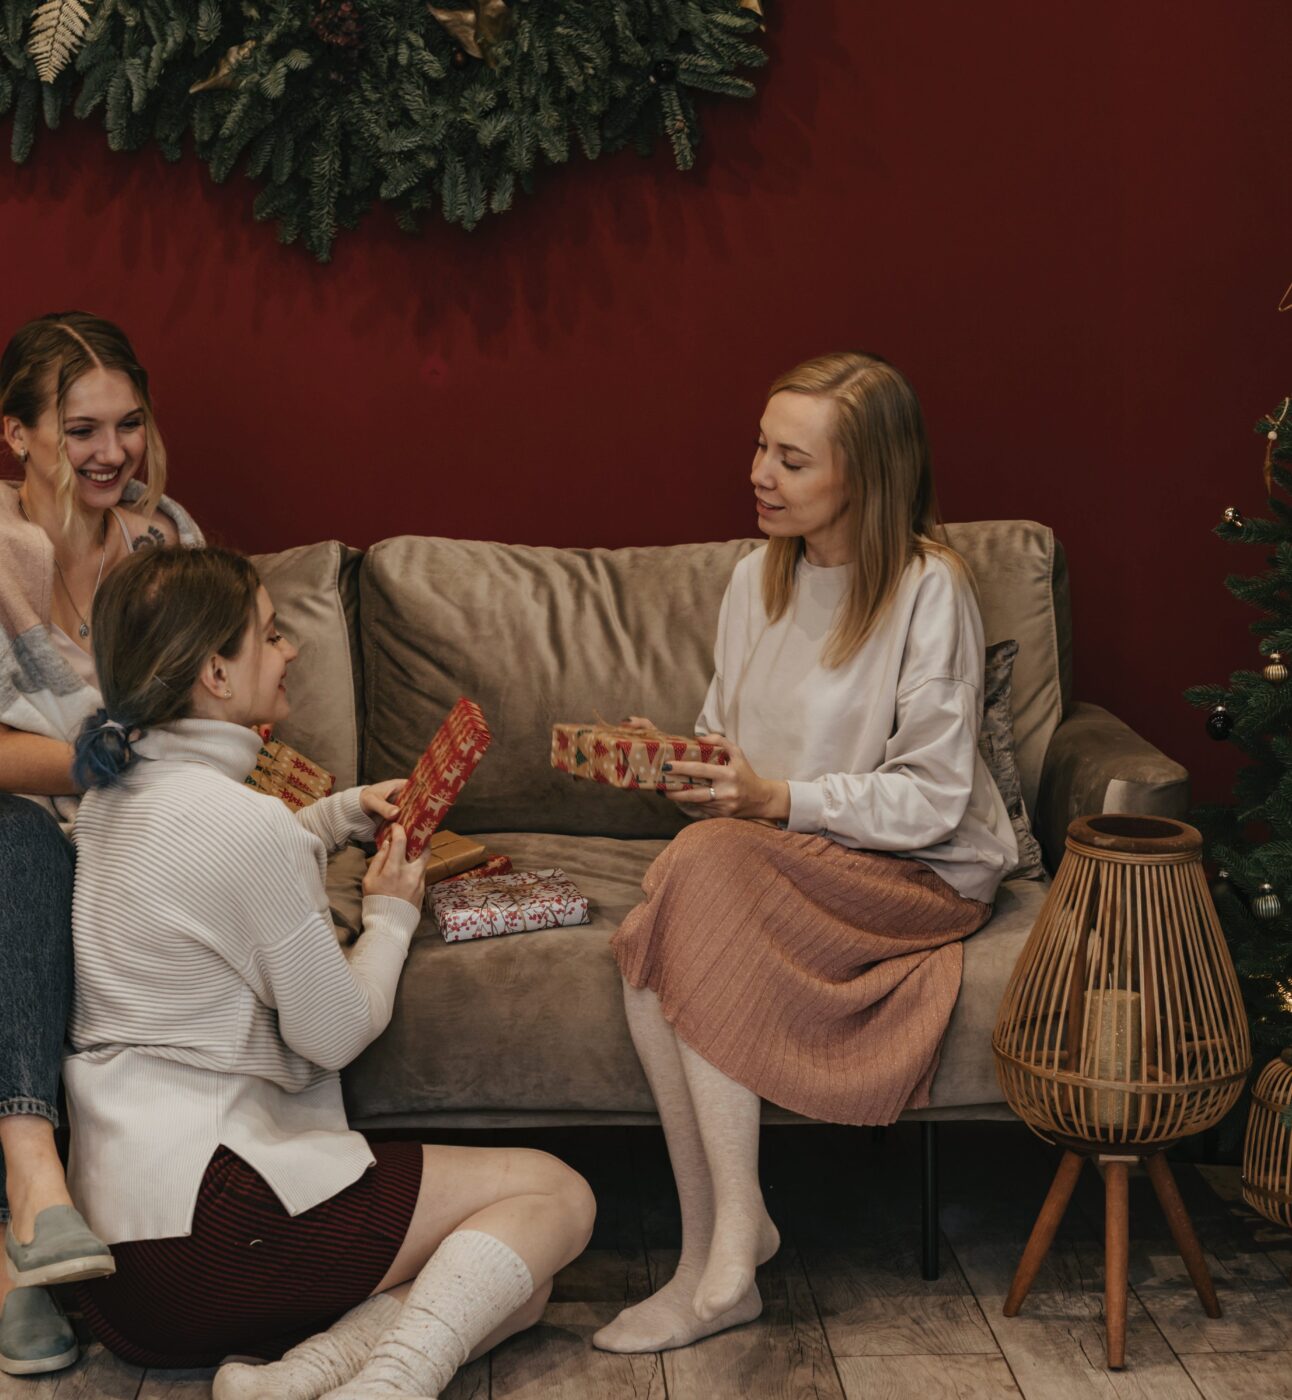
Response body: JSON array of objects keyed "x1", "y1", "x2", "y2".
[
  {"x1": 322, "y1": 1231, "x2": 532, "y2": 1398},
  {"x1": 213, "y1": 1295, "x2": 401, "y2": 1400}
]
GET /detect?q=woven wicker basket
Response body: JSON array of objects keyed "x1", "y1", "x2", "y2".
[
  {"x1": 993, "y1": 814, "x2": 1251, "y2": 1147},
  {"x1": 1243, "y1": 1054, "x2": 1292, "y2": 1227}
]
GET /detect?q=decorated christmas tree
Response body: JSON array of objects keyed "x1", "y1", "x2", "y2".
[{"x1": 1186, "y1": 401, "x2": 1292, "y2": 1066}]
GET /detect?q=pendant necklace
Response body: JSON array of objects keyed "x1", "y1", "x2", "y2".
[{"x1": 17, "y1": 494, "x2": 108, "y2": 639}]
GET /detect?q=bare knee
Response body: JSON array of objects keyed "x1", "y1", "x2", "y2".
[
  {"x1": 524, "y1": 1275, "x2": 554, "y2": 1323},
  {"x1": 513, "y1": 1150, "x2": 596, "y2": 1255}
]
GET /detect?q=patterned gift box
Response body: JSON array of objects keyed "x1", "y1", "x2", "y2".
[
  {"x1": 429, "y1": 867, "x2": 590, "y2": 942},
  {"x1": 444, "y1": 853, "x2": 513, "y2": 883},
  {"x1": 245, "y1": 737, "x2": 336, "y2": 811},
  {"x1": 376, "y1": 697, "x2": 492, "y2": 860},
  {"x1": 550, "y1": 722, "x2": 730, "y2": 793},
  {"x1": 424, "y1": 830, "x2": 488, "y2": 885}
]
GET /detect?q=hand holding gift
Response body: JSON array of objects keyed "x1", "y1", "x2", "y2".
[
  {"x1": 359, "y1": 777, "x2": 407, "y2": 824},
  {"x1": 663, "y1": 734, "x2": 790, "y2": 823},
  {"x1": 362, "y1": 823, "x2": 431, "y2": 911},
  {"x1": 550, "y1": 719, "x2": 731, "y2": 794}
]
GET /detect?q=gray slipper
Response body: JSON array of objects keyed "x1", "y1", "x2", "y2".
[
  {"x1": 4, "y1": 1205, "x2": 115, "y2": 1287},
  {"x1": 0, "y1": 1287, "x2": 79, "y2": 1376}
]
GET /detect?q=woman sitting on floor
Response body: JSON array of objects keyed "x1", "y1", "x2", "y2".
[
  {"x1": 64, "y1": 545, "x2": 594, "y2": 1399},
  {"x1": 0, "y1": 312, "x2": 198, "y2": 1377},
  {"x1": 595, "y1": 351, "x2": 1018, "y2": 1354}
]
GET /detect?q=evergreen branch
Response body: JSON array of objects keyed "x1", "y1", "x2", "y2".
[{"x1": 27, "y1": 0, "x2": 94, "y2": 83}]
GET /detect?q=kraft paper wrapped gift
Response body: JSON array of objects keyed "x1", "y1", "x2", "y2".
[
  {"x1": 424, "y1": 830, "x2": 488, "y2": 885},
  {"x1": 429, "y1": 868, "x2": 590, "y2": 942},
  {"x1": 245, "y1": 737, "x2": 335, "y2": 811},
  {"x1": 550, "y1": 722, "x2": 730, "y2": 793}
]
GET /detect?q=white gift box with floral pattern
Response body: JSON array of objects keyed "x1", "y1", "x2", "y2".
[{"x1": 429, "y1": 867, "x2": 591, "y2": 942}]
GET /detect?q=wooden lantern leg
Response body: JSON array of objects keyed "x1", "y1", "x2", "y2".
[
  {"x1": 1145, "y1": 1152, "x2": 1222, "y2": 1318},
  {"x1": 1004, "y1": 1150, "x2": 1084, "y2": 1316},
  {"x1": 1103, "y1": 1161, "x2": 1129, "y2": 1370}
]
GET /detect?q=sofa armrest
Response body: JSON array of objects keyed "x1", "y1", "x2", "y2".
[{"x1": 1034, "y1": 701, "x2": 1190, "y2": 872}]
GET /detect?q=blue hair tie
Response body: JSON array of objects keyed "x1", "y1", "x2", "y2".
[{"x1": 72, "y1": 708, "x2": 140, "y2": 790}]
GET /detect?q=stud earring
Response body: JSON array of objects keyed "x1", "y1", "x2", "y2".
[
  {"x1": 15, "y1": 448, "x2": 27, "y2": 462},
  {"x1": 224, "y1": 689, "x2": 233, "y2": 698}
]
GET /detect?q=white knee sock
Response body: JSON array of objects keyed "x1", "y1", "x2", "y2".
[
  {"x1": 323, "y1": 1230, "x2": 533, "y2": 1398},
  {"x1": 213, "y1": 1294, "x2": 401, "y2": 1400}
]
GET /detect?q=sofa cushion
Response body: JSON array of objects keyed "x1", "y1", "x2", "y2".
[
  {"x1": 339, "y1": 831, "x2": 1050, "y2": 1122},
  {"x1": 943, "y1": 522, "x2": 1067, "y2": 816},
  {"x1": 342, "y1": 832, "x2": 665, "y2": 1118},
  {"x1": 360, "y1": 537, "x2": 761, "y2": 838},
  {"x1": 252, "y1": 541, "x2": 365, "y2": 790}
]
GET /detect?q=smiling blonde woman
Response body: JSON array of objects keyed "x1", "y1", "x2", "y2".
[
  {"x1": 596, "y1": 352, "x2": 1019, "y2": 1354},
  {"x1": 0, "y1": 312, "x2": 200, "y2": 1377}
]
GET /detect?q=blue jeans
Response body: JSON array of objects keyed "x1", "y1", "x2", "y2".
[{"x1": 0, "y1": 794, "x2": 75, "y2": 1224}]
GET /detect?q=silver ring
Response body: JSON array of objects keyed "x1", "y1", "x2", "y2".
[{"x1": 708, "y1": 785, "x2": 716, "y2": 801}]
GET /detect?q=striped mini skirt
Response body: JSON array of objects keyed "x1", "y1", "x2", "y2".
[{"x1": 72, "y1": 1139, "x2": 422, "y2": 1367}]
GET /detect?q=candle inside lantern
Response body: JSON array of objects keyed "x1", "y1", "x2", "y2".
[{"x1": 1081, "y1": 989, "x2": 1143, "y2": 1129}]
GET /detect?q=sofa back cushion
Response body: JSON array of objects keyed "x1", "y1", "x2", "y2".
[
  {"x1": 251, "y1": 541, "x2": 365, "y2": 790},
  {"x1": 360, "y1": 521, "x2": 1068, "y2": 836},
  {"x1": 362, "y1": 538, "x2": 761, "y2": 838}
]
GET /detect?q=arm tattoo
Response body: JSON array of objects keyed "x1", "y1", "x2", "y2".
[{"x1": 131, "y1": 525, "x2": 168, "y2": 551}]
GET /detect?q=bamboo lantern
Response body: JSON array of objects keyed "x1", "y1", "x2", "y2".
[
  {"x1": 1242, "y1": 1051, "x2": 1292, "y2": 1228},
  {"x1": 994, "y1": 814, "x2": 1250, "y2": 1146},
  {"x1": 992, "y1": 814, "x2": 1252, "y2": 1370}
]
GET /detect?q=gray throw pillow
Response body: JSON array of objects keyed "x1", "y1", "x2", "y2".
[{"x1": 980, "y1": 639, "x2": 1046, "y2": 881}]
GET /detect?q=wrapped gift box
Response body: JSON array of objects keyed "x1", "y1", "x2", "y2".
[
  {"x1": 245, "y1": 737, "x2": 335, "y2": 810},
  {"x1": 376, "y1": 697, "x2": 492, "y2": 859},
  {"x1": 429, "y1": 868, "x2": 589, "y2": 942},
  {"x1": 550, "y1": 722, "x2": 730, "y2": 793},
  {"x1": 444, "y1": 853, "x2": 513, "y2": 883},
  {"x1": 424, "y1": 830, "x2": 488, "y2": 885}
]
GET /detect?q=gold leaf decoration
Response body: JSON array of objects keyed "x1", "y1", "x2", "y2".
[
  {"x1": 27, "y1": 0, "x2": 95, "y2": 84},
  {"x1": 189, "y1": 40, "x2": 258, "y2": 95},
  {"x1": 427, "y1": 0, "x2": 513, "y2": 63}
]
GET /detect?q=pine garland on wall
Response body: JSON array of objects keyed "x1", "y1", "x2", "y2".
[{"x1": 0, "y1": 0, "x2": 768, "y2": 261}]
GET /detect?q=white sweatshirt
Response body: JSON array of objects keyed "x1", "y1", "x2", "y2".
[
  {"x1": 696, "y1": 546, "x2": 1017, "y2": 903},
  {"x1": 64, "y1": 719, "x2": 420, "y2": 1244}
]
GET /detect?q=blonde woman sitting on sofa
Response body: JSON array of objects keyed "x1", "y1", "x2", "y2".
[
  {"x1": 64, "y1": 545, "x2": 594, "y2": 1399},
  {"x1": 596, "y1": 351, "x2": 1018, "y2": 1354}
]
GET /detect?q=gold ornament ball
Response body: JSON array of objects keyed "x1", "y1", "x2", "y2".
[
  {"x1": 1264, "y1": 651, "x2": 1288, "y2": 684},
  {"x1": 1253, "y1": 882, "x2": 1283, "y2": 921},
  {"x1": 1270, "y1": 430, "x2": 1280, "y2": 441},
  {"x1": 1223, "y1": 506, "x2": 1244, "y2": 528}
]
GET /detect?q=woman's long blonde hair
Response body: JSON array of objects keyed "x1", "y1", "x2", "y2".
[
  {"x1": 761, "y1": 351, "x2": 967, "y2": 667},
  {"x1": 0, "y1": 312, "x2": 167, "y2": 531}
]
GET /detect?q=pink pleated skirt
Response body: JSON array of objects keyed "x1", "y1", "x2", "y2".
[{"x1": 611, "y1": 818, "x2": 992, "y2": 1125}]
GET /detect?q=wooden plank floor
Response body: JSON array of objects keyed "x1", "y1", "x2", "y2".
[{"x1": 5, "y1": 1123, "x2": 1289, "y2": 1400}]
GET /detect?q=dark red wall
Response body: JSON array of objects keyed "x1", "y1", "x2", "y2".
[{"x1": 2, "y1": 2, "x2": 1288, "y2": 805}]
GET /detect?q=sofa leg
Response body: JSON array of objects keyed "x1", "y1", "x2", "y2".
[{"x1": 921, "y1": 1121, "x2": 940, "y2": 1281}]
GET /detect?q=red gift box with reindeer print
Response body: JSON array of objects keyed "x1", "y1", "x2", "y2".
[{"x1": 550, "y1": 722, "x2": 730, "y2": 794}]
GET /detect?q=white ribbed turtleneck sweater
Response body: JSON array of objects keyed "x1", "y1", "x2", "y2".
[{"x1": 64, "y1": 718, "x2": 420, "y2": 1245}]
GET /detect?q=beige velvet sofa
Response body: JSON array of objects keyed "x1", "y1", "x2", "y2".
[{"x1": 252, "y1": 521, "x2": 1188, "y2": 1277}]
